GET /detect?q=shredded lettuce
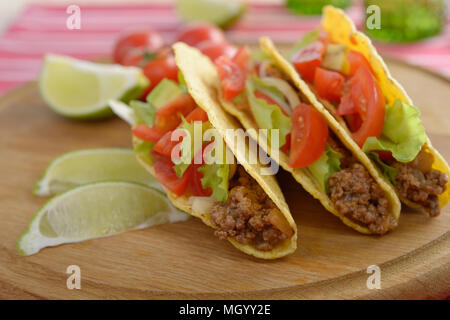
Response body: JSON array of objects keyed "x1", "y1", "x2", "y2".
[
  {"x1": 146, "y1": 78, "x2": 184, "y2": 110},
  {"x1": 245, "y1": 78, "x2": 291, "y2": 147},
  {"x1": 252, "y1": 75, "x2": 289, "y2": 110},
  {"x1": 362, "y1": 99, "x2": 427, "y2": 163},
  {"x1": 199, "y1": 139, "x2": 230, "y2": 202},
  {"x1": 308, "y1": 146, "x2": 342, "y2": 193},
  {"x1": 130, "y1": 100, "x2": 155, "y2": 126},
  {"x1": 288, "y1": 29, "x2": 320, "y2": 59},
  {"x1": 367, "y1": 152, "x2": 398, "y2": 185},
  {"x1": 134, "y1": 140, "x2": 154, "y2": 165},
  {"x1": 173, "y1": 118, "x2": 213, "y2": 177},
  {"x1": 177, "y1": 71, "x2": 188, "y2": 93},
  {"x1": 251, "y1": 49, "x2": 273, "y2": 62}
]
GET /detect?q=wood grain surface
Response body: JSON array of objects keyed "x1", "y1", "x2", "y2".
[{"x1": 0, "y1": 59, "x2": 449, "y2": 299}]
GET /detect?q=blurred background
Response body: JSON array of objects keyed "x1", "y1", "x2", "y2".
[{"x1": 0, "y1": 0, "x2": 448, "y2": 95}]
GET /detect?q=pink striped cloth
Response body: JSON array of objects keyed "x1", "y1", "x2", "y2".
[{"x1": 0, "y1": 2, "x2": 449, "y2": 95}]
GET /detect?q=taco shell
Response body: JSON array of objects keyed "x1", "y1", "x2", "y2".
[{"x1": 133, "y1": 42, "x2": 297, "y2": 259}]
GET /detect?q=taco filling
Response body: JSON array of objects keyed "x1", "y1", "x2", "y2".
[
  {"x1": 130, "y1": 76, "x2": 294, "y2": 250},
  {"x1": 288, "y1": 28, "x2": 448, "y2": 216},
  {"x1": 215, "y1": 46, "x2": 395, "y2": 234}
]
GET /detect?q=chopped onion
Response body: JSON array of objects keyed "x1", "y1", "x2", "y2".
[
  {"x1": 189, "y1": 196, "x2": 216, "y2": 215},
  {"x1": 109, "y1": 99, "x2": 134, "y2": 125},
  {"x1": 258, "y1": 60, "x2": 271, "y2": 78},
  {"x1": 260, "y1": 77, "x2": 301, "y2": 114}
]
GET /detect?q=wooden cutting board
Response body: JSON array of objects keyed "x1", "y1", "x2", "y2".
[{"x1": 0, "y1": 59, "x2": 449, "y2": 300}]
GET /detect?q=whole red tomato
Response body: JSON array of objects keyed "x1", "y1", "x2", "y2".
[
  {"x1": 113, "y1": 29, "x2": 165, "y2": 65},
  {"x1": 176, "y1": 23, "x2": 226, "y2": 47}
]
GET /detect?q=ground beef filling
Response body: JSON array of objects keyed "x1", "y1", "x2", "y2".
[
  {"x1": 209, "y1": 166, "x2": 290, "y2": 251},
  {"x1": 392, "y1": 151, "x2": 448, "y2": 217},
  {"x1": 326, "y1": 138, "x2": 396, "y2": 234}
]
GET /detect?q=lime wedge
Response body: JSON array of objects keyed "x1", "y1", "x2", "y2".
[
  {"x1": 176, "y1": 0, "x2": 246, "y2": 28},
  {"x1": 18, "y1": 181, "x2": 188, "y2": 255},
  {"x1": 34, "y1": 148, "x2": 161, "y2": 196},
  {"x1": 39, "y1": 54, "x2": 148, "y2": 119}
]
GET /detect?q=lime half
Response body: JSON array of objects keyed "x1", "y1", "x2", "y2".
[
  {"x1": 34, "y1": 148, "x2": 161, "y2": 196},
  {"x1": 176, "y1": 0, "x2": 246, "y2": 28},
  {"x1": 18, "y1": 181, "x2": 188, "y2": 256},
  {"x1": 39, "y1": 54, "x2": 148, "y2": 119}
]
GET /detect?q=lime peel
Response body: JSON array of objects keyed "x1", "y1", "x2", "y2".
[{"x1": 19, "y1": 181, "x2": 189, "y2": 256}]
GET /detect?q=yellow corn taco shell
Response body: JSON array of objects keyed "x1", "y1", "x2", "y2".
[
  {"x1": 133, "y1": 42, "x2": 297, "y2": 259},
  {"x1": 317, "y1": 6, "x2": 449, "y2": 213},
  {"x1": 217, "y1": 37, "x2": 401, "y2": 235}
]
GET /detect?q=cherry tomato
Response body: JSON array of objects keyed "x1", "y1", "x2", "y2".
[
  {"x1": 176, "y1": 23, "x2": 226, "y2": 47},
  {"x1": 313, "y1": 67, "x2": 345, "y2": 103},
  {"x1": 346, "y1": 66, "x2": 385, "y2": 147},
  {"x1": 151, "y1": 151, "x2": 190, "y2": 196},
  {"x1": 215, "y1": 55, "x2": 246, "y2": 101},
  {"x1": 185, "y1": 107, "x2": 209, "y2": 123},
  {"x1": 141, "y1": 51, "x2": 178, "y2": 98},
  {"x1": 113, "y1": 30, "x2": 165, "y2": 65},
  {"x1": 344, "y1": 113, "x2": 362, "y2": 132},
  {"x1": 289, "y1": 104, "x2": 329, "y2": 168},
  {"x1": 291, "y1": 41, "x2": 325, "y2": 83},
  {"x1": 155, "y1": 94, "x2": 197, "y2": 132},
  {"x1": 336, "y1": 89, "x2": 356, "y2": 116},
  {"x1": 132, "y1": 124, "x2": 166, "y2": 142},
  {"x1": 197, "y1": 40, "x2": 237, "y2": 62},
  {"x1": 375, "y1": 150, "x2": 395, "y2": 163},
  {"x1": 346, "y1": 50, "x2": 374, "y2": 77}
]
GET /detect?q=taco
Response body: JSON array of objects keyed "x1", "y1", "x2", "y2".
[
  {"x1": 123, "y1": 48, "x2": 297, "y2": 259},
  {"x1": 181, "y1": 39, "x2": 401, "y2": 235},
  {"x1": 281, "y1": 6, "x2": 449, "y2": 217}
]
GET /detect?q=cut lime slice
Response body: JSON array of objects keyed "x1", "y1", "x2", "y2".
[
  {"x1": 39, "y1": 54, "x2": 148, "y2": 119},
  {"x1": 18, "y1": 181, "x2": 188, "y2": 256},
  {"x1": 34, "y1": 148, "x2": 162, "y2": 196},
  {"x1": 176, "y1": 0, "x2": 246, "y2": 28}
]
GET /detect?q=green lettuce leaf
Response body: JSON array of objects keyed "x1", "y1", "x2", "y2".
[
  {"x1": 245, "y1": 78, "x2": 291, "y2": 147},
  {"x1": 177, "y1": 71, "x2": 188, "y2": 93},
  {"x1": 308, "y1": 146, "x2": 342, "y2": 193},
  {"x1": 288, "y1": 29, "x2": 320, "y2": 59},
  {"x1": 146, "y1": 78, "x2": 184, "y2": 110},
  {"x1": 362, "y1": 99, "x2": 427, "y2": 163},
  {"x1": 129, "y1": 100, "x2": 155, "y2": 126},
  {"x1": 367, "y1": 152, "x2": 398, "y2": 185},
  {"x1": 134, "y1": 139, "x2": 154, "y2": 165},
  {"x1": 173, "y1": 118, "x2": 213, "y2": 177},
  {"x1": 199, "y1": 139, "x2": 230, "y2": 202}
]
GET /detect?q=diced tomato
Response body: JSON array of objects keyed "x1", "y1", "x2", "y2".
[
  {"x1": 346, "y1": 50, "x2": 374, "y2": 77},
  {"x1": 113, "y1": 30, "x2": 165, "y2": 65},
  {"x1": 375, "y1": 150, "x2": 395, "y2": 163},
  {"x1": 176, "y1": 23, "x2": 226, "y2": 48},
  {"x1": 291, "y1": 41, "x2": 325, "y2": 83},
  {"x1": 189, "y1": 164, "x2": 212, "y2": 197},
  {"x1": 154, "y1": 94, "x2": 196, "y2": 132},
  {"x1": 132, "y1": 124, "x2": 166, "y2": 142},
  {"x1": 153, "y1": 130, "x2": 186, "y2": 157},
  {"x1": 280, "y1": 133, "x2": 291, "y2": 152},
  {"x1": 215, "y1": 55, "x2": 246, "y2": 101},
  {"x1": 185, "y1": 107, "x2": 209, "y2": 123},
  {"x1": 346, "y1": 66, "x2": 385, "y2": 147},
  {"x1": 337, "y1": 89, "x2": 356, "y2": 116},
  {"x1": 232, "y1": 45, "x2": 251, "y2": 73},
  {"x1": 151, "y1": 151, "x2": 190, "y2": 196},
  {"x1": 313, "y1": 67, "x2": 345, "y2": 102},
  {"x1": 141, "y1": 51, "x2": 178, "y2": 98},
  {"x1": 289, "y1": 104, "x2": 329, "y2": 168}
]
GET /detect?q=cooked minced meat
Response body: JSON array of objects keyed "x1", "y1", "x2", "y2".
[
  {"x1": 328, "y1": 163, "x2": 396, "y2": 234},
  {"x1": 210, "y1": 166, "x2": 292, "y2": 251},
  {"x1": 392, "y1": 151, "x2": 448, "y2": 217},
  {"x1": 326, "y1": 137, "x2": 395, "y2": 234}
]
